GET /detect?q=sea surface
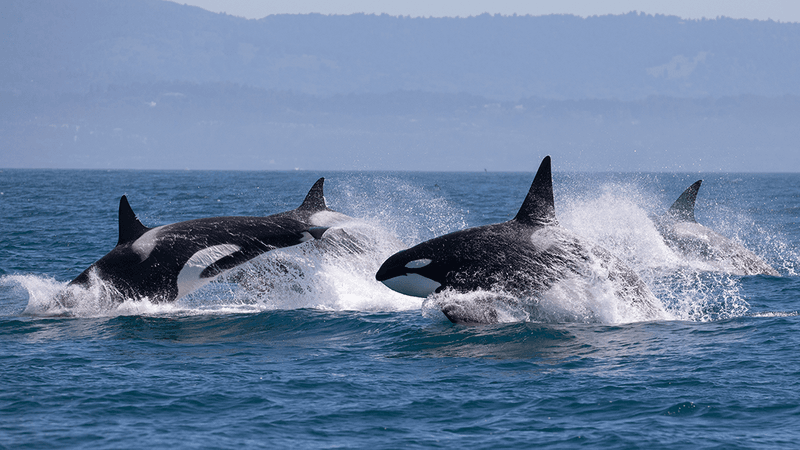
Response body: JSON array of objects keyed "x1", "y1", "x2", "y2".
[{"x1": 1, "y1": 169, "x2": 799, "y2": 448}]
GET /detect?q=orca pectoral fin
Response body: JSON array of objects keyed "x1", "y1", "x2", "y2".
[
  {"x1": 668, "y1": 180, "x2": 702, "y2": 222},
  {"x1": 308, "y1": 226, "x2": 329, "y2": 240},
  {"x1": 514, "y1": 156, "x2": 557, "y2": 227},
  {"x1": 200, "y1": 249, "x2": 254, "y2": 279}
]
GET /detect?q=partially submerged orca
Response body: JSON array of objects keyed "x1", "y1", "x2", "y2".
[
  {"x1": 375, "y1": 156, "x2": 664, "y2": 324},
  {"x1": 68, "y1": 179, "x2": 334, "y2": 302},
  {"x1": 655, "y1": 180, "x2": 779, "y2": 276}
]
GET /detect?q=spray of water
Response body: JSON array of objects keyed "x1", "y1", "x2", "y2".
[
  {"x1": 421, "y1": 232, "x2": 669, "y2": 325},
  {"x1": 4, "y1": 177, "x2": 793, "y2": 323},
  {"x1": 5, "y1": 177, "x2": 462, "y2": 318},
  {"x1": 556, "y1": 182, "x2": 797, "y2": 321},
  {"x1": 222, "y1": 219, "x2": 421, "y2": 312}
]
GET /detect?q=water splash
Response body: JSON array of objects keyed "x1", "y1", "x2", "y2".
[
  {"x1": 556, "y1": 182, "x2": 777, "y2": 321},
  {"x1": 421, "y1": 251, "x2": 669, "y2": 326},
  {"x1": 6, "y1": 176, "x2": 465, "y2": 318},
  {"x1": 331, "y1": 175, "x2": 468, "y2": 244},
  {"x1": 223, "y1": 219, "x2": 422, "y2": 312},
  {"x1": 5, "y1": 176, "x2": 790, "y2": 324},
  {"x1": 2, "y1": 274, "x2": 184, "y2": 318}
]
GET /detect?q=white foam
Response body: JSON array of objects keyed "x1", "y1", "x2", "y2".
[
  {"x1": 557, "y1": 182, "x2": 753, "y2": 321},
  {"x1": 226, "y1": 220, "x2": 423, "y2": 312},
  {"x1": 2, "y1": 273, "x2": 178, "y2": 318}
]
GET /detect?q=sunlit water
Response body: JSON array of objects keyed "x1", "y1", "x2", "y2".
[{"x1": 1, "y1": 169, "x2": 799, "y2": 448}]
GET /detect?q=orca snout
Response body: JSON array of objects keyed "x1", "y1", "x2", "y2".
[{"x1": 375, "y1": 254, "x2": 401, "y2": 282}]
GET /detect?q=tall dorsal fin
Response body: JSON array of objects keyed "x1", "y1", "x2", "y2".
[
  {"x1": 117, "y1": 195, "x2": 150, "y2": 246},
  {"x1": 668, "y1": 180, "x2": 702, "y2": 222},
  {"x1": 514, "y1": 156, "x2": 557, "y2": 226},
  {"x1": 296, "y1": 178, "x2": 329, "y2": 212}
]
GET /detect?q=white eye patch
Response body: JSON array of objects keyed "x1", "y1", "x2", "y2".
[{"x1": 405, "y1": 258, "x2": 432, "y2": 269}]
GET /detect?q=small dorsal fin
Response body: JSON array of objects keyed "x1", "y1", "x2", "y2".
[
  {"x1": 668, "y1": 180, "x2": 702, "y2": 222},
  {"x1": 117, "y1": 195, "x2": 150, "y2": 246},
  {"x1": 296, "y1": 178, "x2": 329, "y2": 212},
  {"x1": 514, "y1": 156, "x2": 557, "y2": 226}
]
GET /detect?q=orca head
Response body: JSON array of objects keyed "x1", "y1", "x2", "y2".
[{"x1": 375, "y1": 244, "x2": 446, "y2": 298}]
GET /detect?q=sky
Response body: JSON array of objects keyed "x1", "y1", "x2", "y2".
[{"x1": 168, "y1": 0, "x2": 800, "y2": 22}]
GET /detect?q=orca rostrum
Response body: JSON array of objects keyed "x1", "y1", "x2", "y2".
[
  {"x1": 68, "y1": 179, "x2": 335, "y2": 302},
  {"x1": 376, "y1": 156, "x2": 664, "y2": 324},
  {"x1": 656, "y1": 180, "x2": 779, "y2": 276}
]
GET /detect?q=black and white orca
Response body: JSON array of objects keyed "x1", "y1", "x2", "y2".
[
  {"x1": 655, "y1": 180, "x2": 779, "y2": 276},
  {"x1": 68, "y1": 179, "x2": 335, "y2": 302},
  {"x1": 375, "y1": 156, "x2": 664, "y2": 324}
]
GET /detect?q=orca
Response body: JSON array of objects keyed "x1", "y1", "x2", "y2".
[
  {"x1": 655, "y1": 180, "x2": 779, "y2": 276},
  {"x1": 274, "y1": 178, "x2": 352, "y2": 228},
  {"x1": 68, "y1": 179, "x2": 334, "y2": 303},
  {"x1": 375, "y1": 156, "x2": 664, "y2": 324}
]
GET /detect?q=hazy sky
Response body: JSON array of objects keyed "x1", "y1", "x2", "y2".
[{"x1": 168, "y1": 0, "x2": 800, "y2": 22}]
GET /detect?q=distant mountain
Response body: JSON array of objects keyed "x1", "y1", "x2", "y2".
[
  {"x1": 3, "y1": 0, "x2": 800, "y2": 100},
  {"x1": 3, "y1": 1, "x2": 799, "y2": 171}
]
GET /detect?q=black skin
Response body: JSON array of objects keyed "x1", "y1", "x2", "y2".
[
  {"x1": 69, "y1": 178, "x2": 333, "y2": 303},
  {"x1": 376, "y1": 220, "x2": 586, "y2": 296},
  {"x1": 71, "y1": 216, "x2": 315, "y2": 302},
  {"x1": 376, "y1": 220, "x2": 658, "y2": 323}
]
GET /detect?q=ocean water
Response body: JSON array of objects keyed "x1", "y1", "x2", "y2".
[{"x1": 1, "y1": 168, "x2": 799, "y2": 448}]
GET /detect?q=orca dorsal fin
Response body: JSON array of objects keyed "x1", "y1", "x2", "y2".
[
  {"x1": 514, "y1": 156, "x2": 557, "y2": 226},
  {"x1": 668, "y1": 180, "x2": 702, "y2": 222},
  {"x1": 297, "y1": 178, "x2": 329, "y2": 212},
  {"x1": 117, "y1": 195, "x2": 150, "y2": 246}
]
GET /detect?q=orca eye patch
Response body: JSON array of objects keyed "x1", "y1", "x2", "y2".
[{"x1": 405, "y1": 258, "x2": 433, "y2": 269}]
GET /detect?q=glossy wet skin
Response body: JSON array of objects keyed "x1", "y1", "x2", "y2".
[
  {"x1": 69, "y1": 178, "x2": 336, "y2": 303},
  {"x1": 376, "y1": 220, "x2": 584, "y2": 298},
  {"x1": 71, "y1": 215, "x2": 315, "y2": 302}
]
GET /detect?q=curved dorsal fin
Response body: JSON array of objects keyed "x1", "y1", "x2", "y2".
[
  {"x1": 117, "y1": 195, "x2": 150, "y2": 246},
  {"x1": 668, "y1": 180, "x2": 702, "y2": 222},
  {"x1": 296, "y1": 178, "x2": 329, "y2": 212},
  {"x1": 514, "y1": 156, "x2": 557, "y2": 226}
]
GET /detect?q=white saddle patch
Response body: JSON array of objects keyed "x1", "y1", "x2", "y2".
[
  {"x1": 176, "y1": 244, "x2": 241, "y2": 299},
  {"x1": 131, "y1": 227, "x2": 163, "y2": 261}
]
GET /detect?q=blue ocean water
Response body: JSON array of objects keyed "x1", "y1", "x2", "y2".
[{"x1": 1, "y1": 169, "x2": 799, "y2": 448}]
